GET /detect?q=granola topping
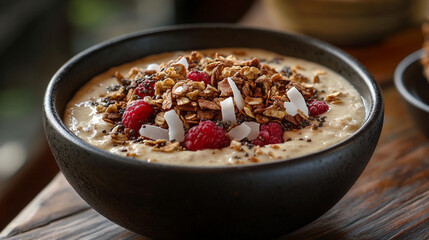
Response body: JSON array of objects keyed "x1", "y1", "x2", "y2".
[{"x1": 64, "y1": 48, "x2": 365, "y2": 166}]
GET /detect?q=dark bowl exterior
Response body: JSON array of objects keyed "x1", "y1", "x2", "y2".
[
  {"x1": 43, "y1": 25, "x2": 383, "y2": 239},
  {"x1": 394, "y1": 49, "x2": 429, "y2": 139}
]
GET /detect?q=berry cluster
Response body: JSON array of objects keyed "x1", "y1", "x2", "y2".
[
  {"x1": 252, "y1": 122, "x2": 284, "y2": 147},
  {"x1": 122, "y1": 100, "x2": 153, "y2": 132},
  {"x1": 307, "y1": 100, "x2": 329, "y2": 117},
  {"x1": 187, "y1": 71, "x2": 211, "y2": 85},
  {"x1": 184, "y1": 121, "x2": 231, "y2": 151},
  {"x1": 134, "y1": 79, "x2": 155, "y2": 99}
]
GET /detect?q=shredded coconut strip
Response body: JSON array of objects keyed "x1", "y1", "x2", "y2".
[
  {"x1": 220, "y1": 97, "x2": 237, "y2": 124},
  {"x1": 164, "y1": 110, "x2": 185, "y2": 142},
  {"x1": 227, "y1": 77, "x2": 245, "y2": 110}
]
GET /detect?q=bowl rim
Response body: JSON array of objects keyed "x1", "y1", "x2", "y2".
[
  {"x1": 44, "y1": 23, "x2": 383, "y2": 171},
  {"x1": 394, "y1": 49, "x2": 429, "y2": 113}
]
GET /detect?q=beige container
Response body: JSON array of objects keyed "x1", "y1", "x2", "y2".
[{"x1": 263, "y1": 0, "x2": 427, "y2": 45}]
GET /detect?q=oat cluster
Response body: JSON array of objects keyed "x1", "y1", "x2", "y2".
[{"x1": 96, "y1": 51, "x2": 340, "y2": 151}]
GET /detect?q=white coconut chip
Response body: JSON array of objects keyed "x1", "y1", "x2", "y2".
[
  {"x1": 242, "y1": 122, "x2": 260, "y2": 140},
  {"x1": 176, "y1": 56, "x2": 189, "y2": 70},
  {"x1": 139, "y1": 125, "x2": 169, "y2": 140},
  {"x1": 228, "y1": 124, "x2": 251, "y2": 141},
  {"x1": 164, "y1": 110, "x2": 185, "y2": 142},
  {"x1": 284, "y1": 102, "x2": 298, "y2": 116},
  {"x1": 146, "y1": 63, "x2": 160, "y2": 72},
  {"x1": 286, "y1": 87, "x2": 309, "y2": 117},
  {"x1": 227, "y1": 77, "x2": 245, "y2": 110},
  {"x1": 220, "y1": 97, "x2": 237, "y2": 124}
]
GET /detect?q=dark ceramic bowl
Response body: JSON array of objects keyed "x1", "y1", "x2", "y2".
[
  {"x1": 43, "y1": 24, "x2": 383, "y2": 239},
  {"x1": 394, "y1": 49, "x2": 429, "y2": 139}
]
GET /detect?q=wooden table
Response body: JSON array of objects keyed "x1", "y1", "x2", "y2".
[{"x1": 1, "y1": 26, "x2": 428, "y2": 240}]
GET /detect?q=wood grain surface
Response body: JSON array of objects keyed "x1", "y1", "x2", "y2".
[{"x1": 1, "y1": 85, "x2": 428, "y2": 240}]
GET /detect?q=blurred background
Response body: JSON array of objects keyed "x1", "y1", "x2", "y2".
[{"x1": 0, "y1": 0, "x2": 427, "y2": 230}]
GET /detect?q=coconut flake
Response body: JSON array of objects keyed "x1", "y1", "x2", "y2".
[
  {"x1": 220, "y1": 97, "x2": 237, "y2": 124},
  {"x1": 139, "y1": 125, "x2": 169, "y2": 140},
  {"x1": 286, "y1": 87, "x2": 309, "y2": 117},
  {"x1": 242, "y1": 122, "x2": 260, "y2": 140},
  {"x1": 164, "y1": 110, "x2": 185, "y2": 142},
  {"x1": 228, "y1": 124, "x2": 251, "y2": 141},
  {"x1": 284, "y1": 102, "x2": 298, "y2": 116},
  {"x1": 146, "y1": 63, "x2": 160, "y2": 72},
  {"x1": 227, "y1": 77, "x2": 245, "y2": 110},
  {"x1": 176, "y1": 56, "x2": 189, "y2": 70}
]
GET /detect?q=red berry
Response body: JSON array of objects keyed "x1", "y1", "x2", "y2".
[
  {"x1": 307, "y1": 100, "x2": 329, "y2": 117},
  {"x1": 187, "y1": 71, "x2": 211, "y2": 85},
  {"x1": 122, "y1": 100, "x2": 154, "y2": 132},
  {"x1": 252, "y1": 122, "x2": 283, "y2": 147},
  {"x1": 134, "y1": 79, "x2": 155, "y2": 99},
  {"x1": 184, "y1": 121, "x2": 230, "y2": 151}
]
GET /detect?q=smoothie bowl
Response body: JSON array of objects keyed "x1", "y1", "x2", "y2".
[{"x1": 43, "y1": 25, "x2": 383, "y2": 239}]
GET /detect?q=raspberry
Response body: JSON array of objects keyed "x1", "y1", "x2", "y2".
[
  {"x1": 187, "y1": 70, "x2": 211, "y2": 85},
  {"x1": 307, "y1": 100, "x2": 329, "y2": 117},
  {"x1": 134, "y1": 79, "x2": 155, "y2": 99},
  {"x1": 252, "y1": 122, "x2": 283, "y2": 147},
  {"x1": 184, "y1": 121, "x2": 230, "y2": 151},
  {"x1": 122, "y1": 100, "x2": 154, "y2": 132}
]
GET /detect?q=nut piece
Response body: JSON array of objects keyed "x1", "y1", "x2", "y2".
[
  {"x1": 197, "y1": 110, "x2": 215, "y2": 120},
  {"x1": 324, "y1": 91, "x2": 342, "y2": 103},
  {"x1": 255, "y1": 114, "x2": 269, "y2": 123},
  {"x1": 96, "y1": 104, "x2": 106, "y2": 113},
  {"x1": 105, "y1": 104, "x2": 118, "y2": 113},
  {"x1": 240, "y1": 66, "x2": 260, "y2": 80},
  {"x1": 242, "y1": 82, "x2": 252, "y2": 97},
  {"x1": 155, "y1": 112, "x2": 166, "y2": 126},
  {"x1": 186, "y1": 90, "x2": 200, "y2": 100},
  {"x1": 170, "y1": 63, "x2": 187, "y2": 77},
  {"x1": 107, "y1": 87, "x2": 126, "y2": 100},
  {"x1": 155, "y1": 78, "x2": 175, "y2": 95},
  {"x1": 110, "y1": 125, "x2": 128, "y2": 143},
  {"x1": 245, "y1": 96, "x2": 263, "y2": 105},
  {"x1": 313, "y1": 75, "x2": 320, "y2": 83},
  {"x1": 198, "y1": 99, "x2": 220, "y2": 110},
  {"x1": 165, "y1": 66, "x2": 186, "y2": 80},
  {"x1": 185, "y1": 113, "x2": 197, "y2": 120},
  {"x1": 190, "y1": 51, "x2": 202, "y2": 63},
  {"x1": 270, "y1": 73, "x2": 286, "y2": 82},
  {"x1": 263, "y1": 105, "x2": 286, "y2": 119},
  {"x1": 172, "y1": 82, "x2": 188, "y2": 98},
  {"x1": 177, "y1": 97, "x2": 191, "y2": 106},
  {"x1": 221, "y1": 66, "x2": 241, "y2": 78},
  {"x1": 243, "y1": 106, "x2": 256, "y2": 118},
  {"x1": 284, "y1": 114, "x2": 299, "y2": 125},
  {"x1": 102, "y1": 104, "x2": 121, "y2": 123},
  {"x1": 246, "y1": 57, "x2": 261, "y2": 68},
  {"x1": 188, "y1": 81, "x2": 206, "y2": 90},
  {"x1": 152, "y1": 141, "x2": 181, "y2": 152},
  {"x1": 162, "y1": 89, "x2": 173, "y2": 110},
  {"x1": 217, "y1": 78, "x2": 233, "y2": 97},
  {"x1": 199, "y1": 85, "x2": 219, "y2": 98}
]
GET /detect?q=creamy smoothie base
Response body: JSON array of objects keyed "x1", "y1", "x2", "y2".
[{"x1": 64, "y1": 48, "x2": 364, "y2": 166}]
